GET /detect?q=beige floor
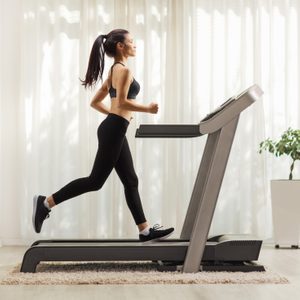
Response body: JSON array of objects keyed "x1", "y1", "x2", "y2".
[{"x1": 0, "y1": 244, "x2": 299, "y2": 300}]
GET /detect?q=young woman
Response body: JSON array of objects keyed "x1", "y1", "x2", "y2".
[{"x1": 32, "y1": 29, "x2": 174, "y2": 242}]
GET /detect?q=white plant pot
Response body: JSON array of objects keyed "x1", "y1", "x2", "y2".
[{"x1": 270, "y1": 180, "x2": 300, "y2": 248}]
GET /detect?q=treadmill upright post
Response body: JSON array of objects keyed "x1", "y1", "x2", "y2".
[
  {"x1": 180, "y1": 130, "x2": 220, "y2": 240},
  {"x1": 182, "y1": 116, "x2": 239, "y2": 273}
]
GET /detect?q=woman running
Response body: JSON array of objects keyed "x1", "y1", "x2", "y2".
[{"x1": 32, "y1": 29, "x2": 174, "y2": 242}]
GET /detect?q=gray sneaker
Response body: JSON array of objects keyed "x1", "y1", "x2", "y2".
[{"x1": 32, "y1": 195, "x2": 51, "y2": 233}]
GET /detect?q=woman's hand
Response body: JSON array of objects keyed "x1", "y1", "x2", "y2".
[{"x1": 147, "y1": 102, "x2": 159, "y2": 114}]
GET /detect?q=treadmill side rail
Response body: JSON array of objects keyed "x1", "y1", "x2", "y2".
[
  {"x1": 135, "y1": 124, "x2": 202, "y2": 138},
  {"x1": 20, "y1": 242, "x2": 188, "y2": 273}
]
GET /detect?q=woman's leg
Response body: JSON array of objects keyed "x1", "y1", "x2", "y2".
[
  {"x1": 50, "y1": 116, "x2": 127, "y2": 206},
  {"x1": 33, "y1": 114, "x2": 131, "y2": 234},
  {"x1": 114, "y1": 137, "x2": 147, "y2": 227},
  {"x1": 114, "y1": 139, "x2": 175, "y2": 241}
]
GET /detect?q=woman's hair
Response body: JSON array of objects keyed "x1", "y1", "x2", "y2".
[{"x1": 80, "y1": 29, "x2": 129, "y2": 89}]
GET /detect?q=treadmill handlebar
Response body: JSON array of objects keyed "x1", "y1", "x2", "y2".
[
  {"x1": 135, "y1": 124, "x2": 202, "y2": 138},
  {"x1": 135, "y1": 84, "x2": 263, "y2": 138}
]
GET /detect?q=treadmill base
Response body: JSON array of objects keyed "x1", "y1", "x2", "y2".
[{"x1": 20, "y1": 237, "x2": 264, "y2": 273}]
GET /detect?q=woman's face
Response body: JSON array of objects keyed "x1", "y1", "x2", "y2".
[{"x1": 119, "y1": 34, "x2": 136, "y2": 57}]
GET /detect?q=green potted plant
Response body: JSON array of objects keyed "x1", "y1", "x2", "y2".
[{"x1": 259, "y1": 127, "x2": 300, "y2": 248}]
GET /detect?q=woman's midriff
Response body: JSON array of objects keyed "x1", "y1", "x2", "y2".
[{"x1": 110, "y1": 98, "x2": 134, "y2": 122}]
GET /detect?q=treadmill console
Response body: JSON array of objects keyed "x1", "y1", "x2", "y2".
[
  {"x1": 201, "y1": 97, "x2": 235, "y2": 122},
  {"x1": 136, "y1": 84, "x2": 263, "y2": 137},
  {"x1": 199, "y1": 84, "x2": 263, "y2": 134}
]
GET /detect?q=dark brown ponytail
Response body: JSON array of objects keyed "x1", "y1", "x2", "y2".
[{"x1": 80, "y1": 29, "x2": 129, "y2": 89}]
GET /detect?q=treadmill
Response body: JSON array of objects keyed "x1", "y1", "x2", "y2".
[{"x1": 20, "y1": 84, "x2": 265, "y2": 273}]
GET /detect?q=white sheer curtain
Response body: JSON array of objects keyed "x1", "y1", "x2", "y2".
[{"x1": 1, "y1": 0, "x2": 299, "y2": 246}]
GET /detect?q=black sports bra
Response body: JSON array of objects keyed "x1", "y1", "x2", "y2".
[{"x1": 109, "y1": 62, "x2": 140, "y2": 100}]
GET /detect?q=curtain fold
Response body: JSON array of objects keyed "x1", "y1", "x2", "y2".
[{"x1": 1, "y1": 0, "x2": 299, "y2": 245}]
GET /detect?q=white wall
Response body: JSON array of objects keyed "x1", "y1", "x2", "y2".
[{"x1": 0, "y1": 0, "x2": 22, "y2": 245}]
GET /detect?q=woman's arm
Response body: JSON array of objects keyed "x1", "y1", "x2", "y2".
[
  {"x1": 90, "y1": 79, "x2": 111, "y2": 114},
  {"x1": 116, "y1": 69, "x2": 157, "y2": 113}
]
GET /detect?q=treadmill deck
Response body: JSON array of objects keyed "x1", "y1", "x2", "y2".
[{"x1": 21, "y1": 238, "x2": 263, "y2": 272}]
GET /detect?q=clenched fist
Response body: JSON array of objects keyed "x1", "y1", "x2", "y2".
[{"x1": 147, "y1": 102, "x2": 159, "y2": 114}]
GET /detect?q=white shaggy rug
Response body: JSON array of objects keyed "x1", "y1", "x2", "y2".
[{"x1": 0, "y1": 261, "x2": 289, "y2": 285}]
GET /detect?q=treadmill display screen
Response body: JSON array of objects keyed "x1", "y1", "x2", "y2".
[{"x1": 201, "y1": 97, "x2": 235, "y2": 122}]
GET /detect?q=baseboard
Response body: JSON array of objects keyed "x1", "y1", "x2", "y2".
[{"x1": 0, "y1": 238, "x2": 34, "y2": 246}]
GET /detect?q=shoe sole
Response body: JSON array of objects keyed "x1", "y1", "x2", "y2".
[
  {"x1": 32, "y1": 195, "x2": 40, "y2": 233},
  {"x1": 142, "y1": 231, "x2": 174, "y2": 244}
]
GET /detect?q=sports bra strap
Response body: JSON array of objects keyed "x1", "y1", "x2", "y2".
[{"x1": 110, "y1": 61, "x2": 125, "y2": 78}]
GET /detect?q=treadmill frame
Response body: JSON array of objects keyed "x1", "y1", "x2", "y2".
[{"x1": 20, "y1": 85, "x2": 264, "y2": 273}]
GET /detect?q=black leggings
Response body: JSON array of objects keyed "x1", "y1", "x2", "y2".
[{"x1": 52, "y1": 113, "x2": 147, "y2": 225}]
